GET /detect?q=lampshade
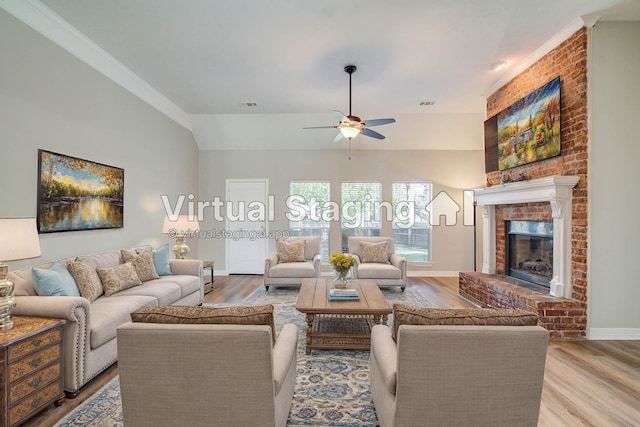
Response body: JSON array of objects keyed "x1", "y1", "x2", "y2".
[
  {"x1": 0, "y1": 217, "x2": 41, "y2": 330},
  {"x1": 162, "y1": 215, "x2": 200, "y2": 235},
  {"x1": 0, "y1": 218, "x2": 41, "y2": 262},
  {"x1": 340, "y1": 126, "x2": 361, "y2": 140}
]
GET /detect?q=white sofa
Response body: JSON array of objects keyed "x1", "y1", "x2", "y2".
[
  {"x1": 264, "y1": 236, "x2": 321, "y2": 290},
  {"x1": 8, "y1": 248, "x2": 203, "y2": 397}
]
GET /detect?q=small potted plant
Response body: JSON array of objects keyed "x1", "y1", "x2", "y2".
[{"x1": 328, "y1": 253, "x2": 356, "y2": 287}]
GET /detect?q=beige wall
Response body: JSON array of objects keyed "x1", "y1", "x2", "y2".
[
  {"x1": 0, "y1": 10, "x2": 199, "y2": 270},
  {"x1": 589, "y1": 21, "x2": 640, "y2": 335},
  {"x1": 197, "y1": 149, "x2": 485, "y2": 275}
]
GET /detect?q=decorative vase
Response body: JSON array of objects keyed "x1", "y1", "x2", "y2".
[{"x1": 333, "y1": 268, "x2": 351, "y2": 287}]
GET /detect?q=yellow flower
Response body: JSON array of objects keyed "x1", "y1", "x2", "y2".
[{"x1": 329, "y1": 253, "x2": 356, "y2": 274}]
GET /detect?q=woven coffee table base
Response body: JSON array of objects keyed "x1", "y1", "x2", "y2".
[{"x1": 305, "y1": 314, "x2": 378, "y2": 353}]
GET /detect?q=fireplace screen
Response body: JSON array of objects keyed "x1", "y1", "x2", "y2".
[{"x1": 506, "y1": 221, "x2": 553, "y2": 287}]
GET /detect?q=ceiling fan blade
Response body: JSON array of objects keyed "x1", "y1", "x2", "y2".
[
  {"x1": 303, "y1": 125, "x2": 338, "y2": 129},
  {"x1": 364, "y1": 118, "x2": 396, "y2": 127},
  {"x1": 361, "y1": 128, "x2": 386, "y2": 140},
  {"x1": 333, "y1": 133, "x2": 344, "y2": 142},
  {"x1": 333, "y1": 110, "x2": 347, "y2": 122}
]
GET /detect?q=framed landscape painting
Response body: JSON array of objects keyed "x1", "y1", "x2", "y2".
[
  {"x1": 497, "y1": 76, "x2": 561, "y2": 170},
  {"x1": 37, "y1": 150, "x2": 124, "y2": 233}
]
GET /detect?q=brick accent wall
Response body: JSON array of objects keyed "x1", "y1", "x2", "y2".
[{"x1": 462, "y1": 28, "x2": 589, "y2": 339}]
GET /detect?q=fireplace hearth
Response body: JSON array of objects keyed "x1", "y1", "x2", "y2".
[{"x1": 506, "y1": 220, "x2": 553, "y2": 287}]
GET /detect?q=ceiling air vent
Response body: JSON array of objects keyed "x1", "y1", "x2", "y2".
[
  {"x1": 419, "y1": 100, "x2": 436, "y2": 106},
  {"x1": 240, "y1": 102, "x2": 257, "y2": 107}
]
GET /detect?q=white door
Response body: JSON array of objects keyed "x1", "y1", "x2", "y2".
[{"x1": 226, "y1": 179, "x2": 268, "y2": 274}]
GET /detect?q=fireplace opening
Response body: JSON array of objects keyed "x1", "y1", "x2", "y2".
[{"x1": 506, "y1": 220, "x2": 553, "y2": 287}]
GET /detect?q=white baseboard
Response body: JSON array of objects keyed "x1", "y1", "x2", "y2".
[
  {"x1": 587, "y1": 328, "x2": 640, "y2": 340},
  {"x1": 407, "y1": 271, "x2": 459, "y2": 277}
]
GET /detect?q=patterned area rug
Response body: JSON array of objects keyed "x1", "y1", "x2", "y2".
[{"x1": 55, "y1": 285, "x2": 434, "y2": 427}]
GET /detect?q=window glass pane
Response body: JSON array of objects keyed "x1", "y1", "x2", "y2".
[
  {"x1": 341, "y1": 182, "x2": 382, "y2": 252},
  {"x1": 289, "y1": 181, "x2": 330, "y2": 259},
  {"x1": 392, "y1": 182, "x2": 432, "y2": 261}
]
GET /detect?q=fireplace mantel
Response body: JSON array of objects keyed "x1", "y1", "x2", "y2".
[{"x1": 474, "y1": 175, "x2": 579, "y2": 299}]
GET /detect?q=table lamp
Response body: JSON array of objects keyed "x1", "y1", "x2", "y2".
[
  {"x1": 161, "y1": 215, "x2": 200, "y2": 259},
  {"x1": 0, "y1": 218, "x2": 42, "y2": 330}
]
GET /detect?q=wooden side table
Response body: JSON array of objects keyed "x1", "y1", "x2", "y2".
[
  {"x1": 203, "y1": 261, "x2": 214, "y2": 294},
  {"x1": 0, "y1": 316, "x2": 65, "y2": 427}
]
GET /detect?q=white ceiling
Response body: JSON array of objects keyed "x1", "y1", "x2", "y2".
[{"x1": 7, "y1": 0, "x2": 640, "y2": 150}]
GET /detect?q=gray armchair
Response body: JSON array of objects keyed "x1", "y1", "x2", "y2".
[
  {"x1": 370, "y1": 323, "x2": 548, "y2": 427},
  {"x1": 264, "y1": 236, "x2": 321, "y2": 290},
  {"x1": 118, "y1": 322, "x2": 298, "y2": 427},
  {"x1": 348, "y1": 236, "x2": 407, "y2": 290}
]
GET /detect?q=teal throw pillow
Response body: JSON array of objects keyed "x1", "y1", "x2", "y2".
[
  {"x1": 152, "y1": 244, "x2": 172, "y2": 276},
  {"x1": 32, "y1": 261, "x2": 81, "y2": 297}
]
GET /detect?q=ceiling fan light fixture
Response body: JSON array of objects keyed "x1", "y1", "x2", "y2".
[{"x1": 340, "y1": 127, "x2": 360, "y2": 140}]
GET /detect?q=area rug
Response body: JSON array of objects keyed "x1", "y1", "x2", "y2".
[{"x1": 55, "y1": 285, "x2": 435, "y2": 427}]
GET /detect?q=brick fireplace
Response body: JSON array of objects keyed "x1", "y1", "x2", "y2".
[
  {"x1": 460, "y1": 28, "x2": 589, "y2": 339},
  {"x1": 459, "y1": 176, "x2": 586, "y2": 339}
]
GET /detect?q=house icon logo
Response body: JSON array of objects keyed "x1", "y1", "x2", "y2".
[{"x1": 425, "y1": 191, "x2": 460, "y2": 226}]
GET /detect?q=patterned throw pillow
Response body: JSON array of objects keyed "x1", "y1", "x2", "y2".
[
  {"x1": 121, "y1": 249, "x2": 160, "y2": 282},
  {"x1": 391, "y1": 304, "x2": 539, "y2": 341},
  {"x1": 276, "y1": 239, "x2": 306, "y2": 263},
  {"x1": 131, "y1": 304, "x2": 277, "y2": 342},
  {"x1": 360, "y1": 241, "x2": 389, "y2": 263},
  {"x1": 96, "y1": 262, "x2": 142, "y2": 297},
  {"x1": 67, "y1": 261, "x2": 104, "y2": 302}
]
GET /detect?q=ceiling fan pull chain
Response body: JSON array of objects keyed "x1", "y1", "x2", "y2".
[{"x1": 349, "y1": 139, "x2": 352, "y2": 160}]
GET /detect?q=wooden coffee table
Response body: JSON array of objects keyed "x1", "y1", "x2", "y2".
[{"x1": 296, "y1": 278, "x2": 392, "y2": 354}]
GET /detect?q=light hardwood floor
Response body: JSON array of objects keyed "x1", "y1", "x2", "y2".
[{"x1": 25, "y1": 276, "x2": 640, "y2": 426}]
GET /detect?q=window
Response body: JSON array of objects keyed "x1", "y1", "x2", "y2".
[
  {"x1": 288, "y1": 181, "x2": 330, "y2": 259},
  {"x1": 341, "y1": 182, "x2": 382, "y2": 252},
  {"x1": 392, "y1": 182, "x2": 432, "y2": 261}
]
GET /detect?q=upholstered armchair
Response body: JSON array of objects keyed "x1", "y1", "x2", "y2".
[
  {"x1": 264, "y1": 236, "x2": 321, "y2": 290},
  {"x1": 370, "y1": 307, "x2": 549, "y2": 427},
  {"x1": 347, "y1": 236, "x2": 407, "y2": 290},
  {"x1": 117, "y1": 318, "x2": 298, "y2": 427}
]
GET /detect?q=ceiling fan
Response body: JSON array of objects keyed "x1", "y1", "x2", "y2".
[{"x1": 304, "y1": 65, "x2": 396, "y2": 150}]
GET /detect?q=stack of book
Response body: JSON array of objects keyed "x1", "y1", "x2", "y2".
[{"x1": 328, "y1": 288, "x2": 360, "y2": 301}]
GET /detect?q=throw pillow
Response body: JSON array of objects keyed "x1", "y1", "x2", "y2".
[
  {"x1": 131, "y1": 304, "x2": 277, "y2": 342},
  {"x1": 31, "y1": 261, "x2": 81, "y2": 297},
  {"x1": 67, "y1": 261, "x2": 104, "y2": 302},
  {"x1": 276, "y1": 239, "x2": 306, "y2": 263},
  {"x1": 96, "y1": 262, "x2": 142, "y2": 297},
  {"x1": 152, "y1": 244, "x2": 172, "y2": 276},
  {"x1": 121, "y1": 248, "x2": 160, "y2": 282},
  {"x1": 392, "y1": 304, "x2": 539, "y2": 341},
  {"x1": 360, "y1": 241, "x2": 389, "y2": 263}
]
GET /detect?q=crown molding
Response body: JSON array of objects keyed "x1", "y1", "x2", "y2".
[
  {"x1": 483, "y1": 17, "x2": 588, "y2": 98},
  {"x1": 0, "y1": 0, "x2": 192, "y2": 131}
]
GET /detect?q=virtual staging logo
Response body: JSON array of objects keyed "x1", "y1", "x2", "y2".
[{"x1": 161, "y1": 190, "x2": 475, "y2": 238}]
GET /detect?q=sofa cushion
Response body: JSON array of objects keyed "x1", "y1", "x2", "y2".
[
  {"x1": 276, "y1": 239, "x2": 306, "y2": 263},
  {"x1": 268, "y1": 261, "x2": 316, "y2": 278},
  {"x1": 392, "y1": 304, "x2": 540, "y2": 341},
  {"x1": 151, "y1": 244, "x2": 172, "y2": 276},
  {"x1": 97, "y1": 262, "x2": 142, "y2": 297},
  {"x1": 131, "y1": 304, "x2": 276, "y2": 342},
  {"x1": 117, "y1": 280, "x2": 183, "y2": 305},
  {"x1": 356, "y1": 263, "x2": 401, "y2": 280},
  {"x1": 90, "y1": 294, "x2": 158, "y2": 348},
  {"x1": 76, "y1": 250, "x2": 122, "y2": 268},
  {"x1": 122, "y1": 249, "x2": 160, "y2": 282},
  {"x1": 360, "y1": 241, "x2": 390, "y2": 264},
  {"x1": 31, "y1": 261, "x2": 80, "y2": 297},
  {"x1": 67, "y1": 261, "x2": 104, "y2": 302}
]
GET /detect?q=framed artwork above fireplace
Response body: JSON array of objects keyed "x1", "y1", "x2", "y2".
[{"x1": 496, "y1": 76, "x2": 561, "y2": 170}]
